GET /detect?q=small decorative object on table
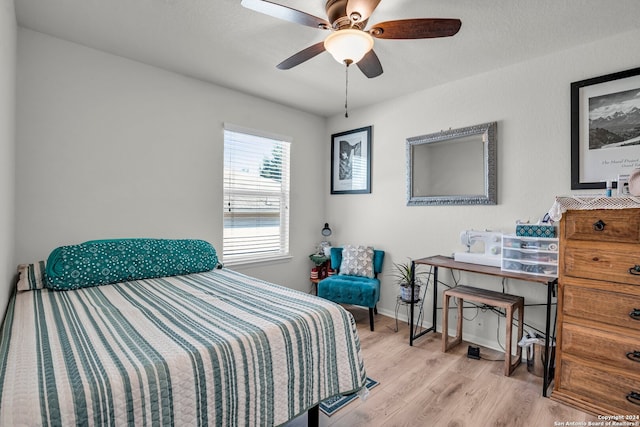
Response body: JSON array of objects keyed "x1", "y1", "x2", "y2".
[
  {"x1": 318, "y1": 223, "x2": 333, "y2": 256},
  {"x1": 618, "y1": 174, "x2": 630, "y2": 195},
  {"x1": 629, "y1": 168, "x2": 640, "y2": 196},
  {"x1": 515, "y1": 224, "x2": 556, "y2": 238},
  {"x1": 309, "y1": 253, "x2": 330, "y2": 280}
]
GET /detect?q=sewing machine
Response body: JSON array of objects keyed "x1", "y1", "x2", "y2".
[{"x1": 453, "y1": 230, "x2": 503, "y2": 267}]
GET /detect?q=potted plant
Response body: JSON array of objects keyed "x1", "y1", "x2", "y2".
[{"x1": 392, "y1": 260, "x2": 422, "y2": 302}]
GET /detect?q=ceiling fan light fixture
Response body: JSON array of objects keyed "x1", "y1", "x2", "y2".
[{"x1": 324, "y1": 29, "x2": 374, "y2": 64}]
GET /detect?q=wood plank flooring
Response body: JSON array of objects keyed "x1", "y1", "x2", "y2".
[{"x1": 288, "y1": 308, "x2": 600, "y2": 427}]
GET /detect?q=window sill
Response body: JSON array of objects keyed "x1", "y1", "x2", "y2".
[{"x1": 222, "y1": 254, "x2": 293, "y2": 268}]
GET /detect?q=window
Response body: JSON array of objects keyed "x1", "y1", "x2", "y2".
[{"x1": 223, "y1": 124, "x2": 291, "y2": 264}]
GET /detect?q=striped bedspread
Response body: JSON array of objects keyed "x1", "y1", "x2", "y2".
[{"x1": 0, "y1": 268, "x2": 366, "y2": 426}]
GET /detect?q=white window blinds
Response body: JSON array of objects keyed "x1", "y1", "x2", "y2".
[{"x1": 223, "y1": 125, "x2": 291, "y2": 263}]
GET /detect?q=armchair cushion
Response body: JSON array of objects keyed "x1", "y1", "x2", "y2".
[
  {"x1": 317, "y1": 275, "x2": 380, "y2": 308},
  {"x1": 339, "y1": 245, "x2": 375, "y2": 278}
]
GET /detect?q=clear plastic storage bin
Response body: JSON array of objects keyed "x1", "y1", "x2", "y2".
[{"x1": 501, "y1": 234, "x2": 559, "y2": 277}]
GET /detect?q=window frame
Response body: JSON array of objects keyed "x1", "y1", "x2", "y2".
[{"x1": 222, "y1": 123, "x2": 292, "y2": 266}]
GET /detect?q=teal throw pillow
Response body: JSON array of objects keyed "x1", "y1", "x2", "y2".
[{"x1": 45, "y1": 238, "x2": 218, "y2": 291}]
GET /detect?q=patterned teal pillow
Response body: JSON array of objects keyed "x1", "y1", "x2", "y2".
[{"x1": 45, "y1": 238, "x2": 218, "y2": 291}]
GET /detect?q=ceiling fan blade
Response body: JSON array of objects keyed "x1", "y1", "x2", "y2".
[
  {"x1": 346, "y1": 0, "x2": 382, "y2": 24},
  {"x1": 277, "y1": 42, "x2": 326, "y2": 70},
  {"x1": 241, "y1": 0, "x2": 331, "y2": 29},
  {"x1": 369, "y1": 18, "x2": 462, "y2": 39},
  {"x1": 356, "y1": 49, "x2": 383, "y2": 78}
]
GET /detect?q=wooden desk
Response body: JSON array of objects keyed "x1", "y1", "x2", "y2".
[{"x1": 410, "y1": 255, "x2": 558, "y2": 396}]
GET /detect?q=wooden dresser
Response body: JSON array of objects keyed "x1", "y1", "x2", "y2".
[{"x1": 553, "y1": 207, "x2": 640, "y2": 414}]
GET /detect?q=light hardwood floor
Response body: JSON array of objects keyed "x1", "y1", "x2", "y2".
[{"x1": 289, "y1": 308, "x2": 599, "y2": 427}]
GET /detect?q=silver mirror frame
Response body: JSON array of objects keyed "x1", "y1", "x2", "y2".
[{"x1": 406, "y1": 121, "x2": 497, "y2": 206}]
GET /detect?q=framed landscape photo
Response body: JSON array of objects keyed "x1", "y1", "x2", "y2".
[
  {"x1": 331, "y1": 126, "x2": 372, "y2": 194},
  {"x1": 571, "y1": 67, "x2": 640, "y2": 189}
]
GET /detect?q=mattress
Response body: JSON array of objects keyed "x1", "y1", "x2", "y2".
[{"x1": 0, "y1": 268, "x2": 366, "y2": 426}]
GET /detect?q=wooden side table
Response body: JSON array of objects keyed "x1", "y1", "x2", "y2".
[
  {"x1": 309, "y1": 254, "x2": 331, "y2": 295},
  {"x1": 310, "y1": 278, "x2": 320, "y2": 295}
]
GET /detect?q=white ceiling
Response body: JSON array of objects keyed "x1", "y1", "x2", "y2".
[{"x1": 14, "y1": 0, "x2": 640, "y2": 117}]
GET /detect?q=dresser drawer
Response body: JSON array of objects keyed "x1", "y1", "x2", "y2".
[
  {"x1": 561, "y1": 322, "x2": 640, "y2": 373},
  {"x1": 558, "y1": 358, "x2": 640, "y2": 414},
  {"x1": 564, "y1": 209, "x2": 640, "y2": 243},
  {"x1": 563, "y1": 245, "x2": 640, "y2": 285},
  {"x1": 563, "y1": 283, "x2": 640, "y2": 332}
]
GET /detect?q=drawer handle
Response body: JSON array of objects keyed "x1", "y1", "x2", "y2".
[
  {"x1": 593, "y1": 219, "x2": 606, "y2": 231},
  {"x1": 627, "y1": 391, "x2": 640, "y2": 406},
  {"x1": 631, "y1": 308, "x2": 640, "y2": 320},
  {"x1": 630, "y1": 265, "x2": 640, "y2": 275},
  {"x1": 627, "y1": 351, "x2": 640, "y2": 362}
]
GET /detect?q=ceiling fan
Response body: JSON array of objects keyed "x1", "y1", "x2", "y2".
[{"x1": 240, "y1": 0, "x2": 462, "y2": 78}]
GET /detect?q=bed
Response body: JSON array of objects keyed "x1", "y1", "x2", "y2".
[{"x1": 0, "y1": 239, "x2": 367, "y2": 426}]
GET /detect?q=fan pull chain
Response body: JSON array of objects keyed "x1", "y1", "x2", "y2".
[
  {"x1": 344, "y1": 64, "x2": 349, "y2": 118},
  {"x1": 344, "y1": 59, "x2": 353, "y2": 118}
]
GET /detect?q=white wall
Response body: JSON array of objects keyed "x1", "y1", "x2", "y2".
[
  {"x1": 13, "y1": 23, "x2": 640, "y2": 350},
  {"x1": 326, "y1": 29, "x2": 640, "y2": 348},
  {"x1": 15, "y1": 28, "x2": 326, "y2": 292},
  {"x1": 0, "y1": 0, "x2": 16, "y2": 320}
]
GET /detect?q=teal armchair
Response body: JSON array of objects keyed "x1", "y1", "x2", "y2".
[{"x1": 317, "y1": 246, "x2": 385, "y2": 331}]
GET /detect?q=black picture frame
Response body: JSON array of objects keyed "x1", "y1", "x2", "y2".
[
  {"x1": 571, "y1": 66, "x2": 640, "y2": 190},
  {"x1": 331, "y1": 126, "x2": 372, "y2": 194}
]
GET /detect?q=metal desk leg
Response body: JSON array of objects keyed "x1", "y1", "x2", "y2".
[
  {"x1": 433, "y1": 266, "x2": 438, "y2": 333},
  {"x1": 410, "y1": 261, "x2": 416, "y2": 346},
  {"x1": 543, "y1": 278, "x2": 557, "y2": 397},
  {"x1": 410, "y1": 264, "x2": 438, "y2": 346}
]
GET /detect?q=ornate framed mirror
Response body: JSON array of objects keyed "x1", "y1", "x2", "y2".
[{"x1": 406, "y1": 122, "x2": 497, "y2": 206}]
